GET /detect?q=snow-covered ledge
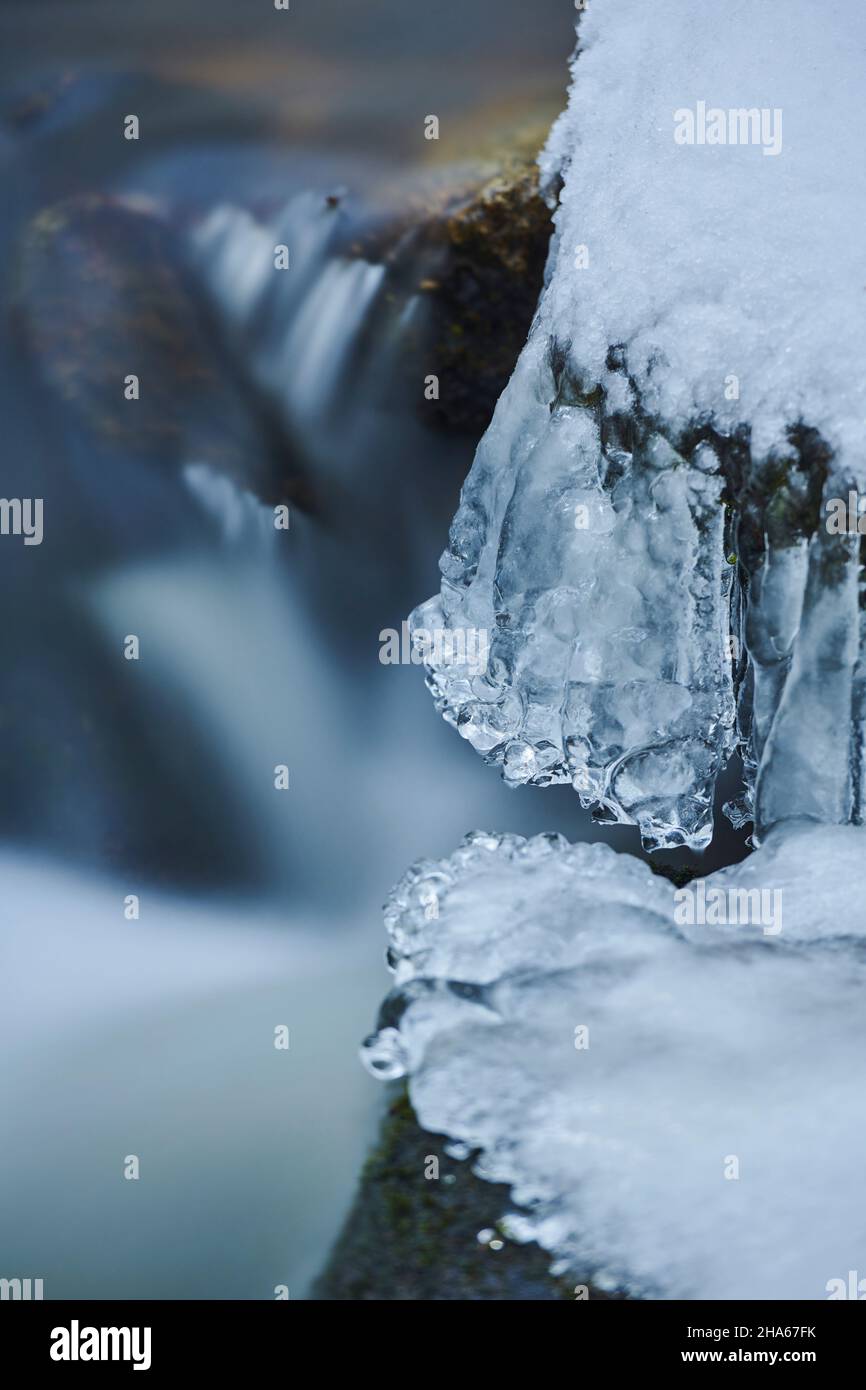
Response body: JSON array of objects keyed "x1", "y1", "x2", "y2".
[
  {"x1": 363, "y1": 823, "x2": 866, "y2": 1299},
  {"x1": 360, "y1": 1, "x2": 866, "y2": 1303},
  {"x1": 411, "y1": 0, "x2": 866, "y2": 851}
]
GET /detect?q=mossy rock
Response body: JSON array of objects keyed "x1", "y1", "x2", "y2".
[
  {"x1": 426, "y1": 153, "x2": 553, "y2": 433},
  {"x1": 346, "y1": 134, "x2": 554, "y2": 437},
  {"x1": 12, "y1": 194, "x2": 314, "y2": 511},
  {"x1": 313, "y1": 1087, "x2": 621, "y2": 1301}
]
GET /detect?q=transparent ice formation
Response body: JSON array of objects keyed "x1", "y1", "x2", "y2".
[
  {"x1": 413, "y1": 348, "x2": 736, "y2": 852},
  {"x1": 362, "y1": 825, "x2": 866, "y2": 1299},
  {"x1": 413, "y1": 0, "x2": 866, "y2": 849},
  {"x1": 364, "y1": 0, "x2": 866, "y2": 1303}
]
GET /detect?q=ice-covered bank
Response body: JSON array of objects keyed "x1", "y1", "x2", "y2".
[
  {"x1": 412, "y1": 0, "x2": 866, "y2": 849},
  {"x1": 356, "y1": 0, "x2": 866, "y2": 1301},
  {"x1": 362, "y1": 825, "x2": 866, "y2": 1299}
]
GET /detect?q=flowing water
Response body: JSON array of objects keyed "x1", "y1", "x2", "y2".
[
  {"x1": 0, "y1": 0, "x2": 764, "y2": 1298},
  {"x1": 0, "y1": 0, "x2": 600, "y2": 1298}
]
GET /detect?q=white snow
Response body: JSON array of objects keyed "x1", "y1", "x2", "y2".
[
  {"x1": 363, "y1": 824, "x2": 866, "y2": 1299},
  {"x1": 365, "y1": 1, "x2": 866, "y2": 1300},
  {"x1": 412, "y1": 0, "x2": 866, "y2": 847},
  {"x1": 541, "y1": 0, "x2": 866, "y2": 465}
]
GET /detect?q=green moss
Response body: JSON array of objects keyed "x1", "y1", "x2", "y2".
[
  {"x1": 312, "y1": 1086, "x2": 618, "y2": 1301},
  {"x1": 419, "y1": 157, "x2": 554, "y2": 433}
]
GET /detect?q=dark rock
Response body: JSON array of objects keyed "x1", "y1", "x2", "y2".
[
  {"x1": 424, "y1": 152, "x2": 553, "y2": 433},
  {"x1": 313, "y1": 1087, "x2": 621, "y2": 1301},
  {"x1": 12, "y1": 193, "x2": 314, "y2": 511},
  {"x1": 342, "y1": 132, "x2": 554, "y2": 437}
]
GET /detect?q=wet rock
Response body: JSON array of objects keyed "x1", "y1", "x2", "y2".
[
  {"x1": 12, "y1": 193, "x2": 313, "y2": 510},
  {"x1": 345, "y1": 132, "x2": 554, "y2": 436},
  {"x1": 425, "y1": 152, "x2": 553, "y2": 434}
]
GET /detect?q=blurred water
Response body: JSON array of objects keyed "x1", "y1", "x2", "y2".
[
  {"x1": 0, "y1": 851, "x2": 386, "y2": 1299},
  {"x1": 0, "y1": 0, "x2": 748, "y2": 1300},
  {"x1": 0, "y1": 0, "x2": 586, "y2": 1300},
  {"x1": 0, "y1": 0, "x2": 575, "y2": 163}
]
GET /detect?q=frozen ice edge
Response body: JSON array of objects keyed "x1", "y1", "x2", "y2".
[
  {"x1": 362, "y1": 824, "x2": 866, "y2": 1299},
  {"x1": 411, "y1": 0, "x2": 866, "y2": 851},
  {"x1": 363, "y1": 0, "x2": 866, "y2": 1302}
]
